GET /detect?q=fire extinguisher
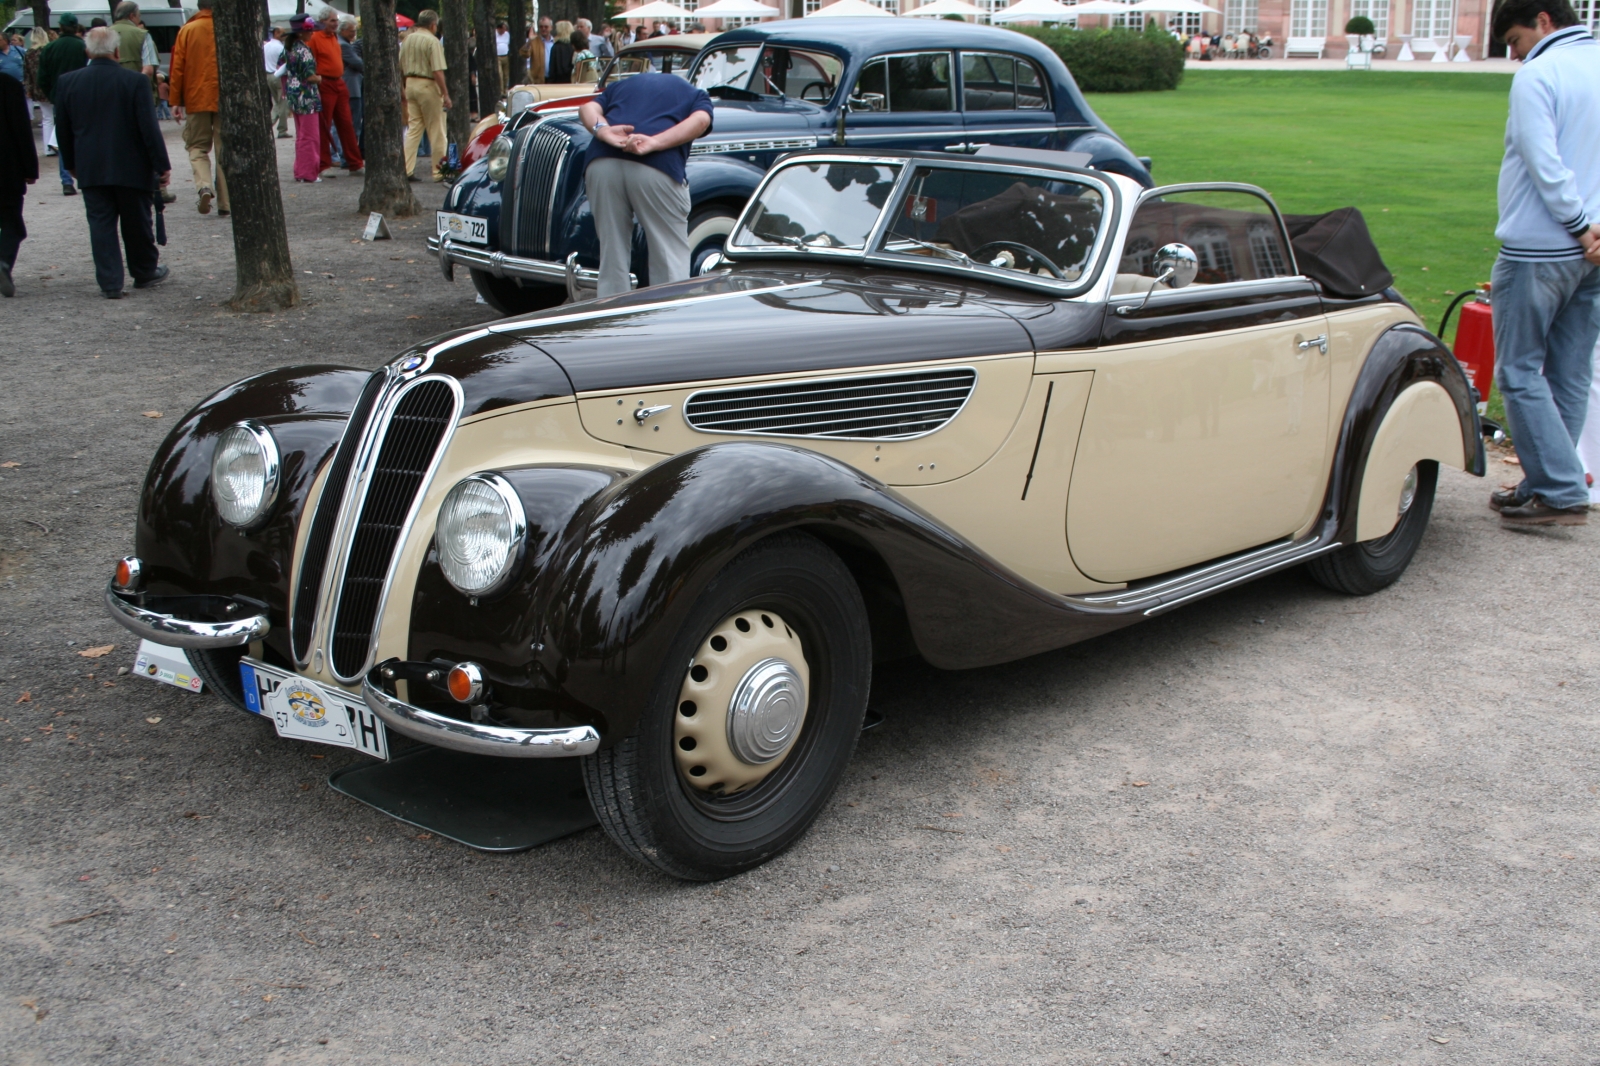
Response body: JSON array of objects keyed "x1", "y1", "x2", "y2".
[{"x1": 1438, "y1": 286, "x2": 1494, "y2": 415}]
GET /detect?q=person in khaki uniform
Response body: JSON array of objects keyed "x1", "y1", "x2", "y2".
[
  {"x1": 400, "y1": 10, "x2": 450, "y2": 182},
  {"x1": 168, "y1": 0, "x2": 227, "y2": 216}
]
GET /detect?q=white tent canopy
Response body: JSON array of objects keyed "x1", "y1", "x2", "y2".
[
  {"x1": 989, "y1": 0, "x2": 1080, "y2": 22},
  {"x1": 807, "y1": 0, "x2": 898, "y2": 16},
  {"x1": 904, "y1": 0, "x2": 987, "y2": 16},
  {"x1": 1069, "y1": 0, "x2": 1136, "y2": 14},
  {"x1": 613, "y1": 0, "x2": 696, "y2": 20},
  {"x1": 1127, "y1": 0, "x2": 1221, "y2": 11},
  {"x1": 693, "y1": 0, "x2": 783, "y2": 16}
]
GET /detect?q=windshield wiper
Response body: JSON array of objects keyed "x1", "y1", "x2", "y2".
[
  {"x1": 762, "y1": 233, "x2": 814, "y2": 249},
  {"x1": 896, "y1": 237, "x2": 975, "y2": 267}
]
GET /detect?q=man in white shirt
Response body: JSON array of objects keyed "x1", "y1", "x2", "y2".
[
  {"x1": 494, "y1": 20, "x2": 509, "y2": 96},
  {"x1": 262, "y1": 26, "x2": 288, "y2": 139}
]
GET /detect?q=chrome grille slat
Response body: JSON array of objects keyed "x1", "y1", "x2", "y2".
[
  {"x1": 291, "y1": 370, "x2": 386, "y2": 663},
  {"x1": 327, "y1": 379, "x2": 458, "y2": 680},
  {"x1": 684, "y1": 368, "x2": 979, "y2": 441},
  {"x1": 512, "y1": 125, "x2": 573, "y2": 258}
]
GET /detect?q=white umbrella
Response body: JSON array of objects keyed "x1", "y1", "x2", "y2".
[
  {"x1": 1126, "y1": 0, "x2": 1220, "y2": 11},
  {"x1": 694, "y1": 0, "x2": 782, "y2": 15},
  {"x1": 989, "y1": 0, "x2": 1079, "y2": 22},
  {"x1": 807, "y1": 0, "x2": 897, "y2": 16},
  {"x1": 613, "y1": 0, "x2": 695, "y2": 20},
  {"x1": 904, "y1": 0, "x2": 986, "y2": 16},
  {"x1": 1069, "y1": 0, "x2": 1135, "y2": 14}
]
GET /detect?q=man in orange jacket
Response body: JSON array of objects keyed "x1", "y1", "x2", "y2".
[
  {"x1": 167, "y1": 0, "x2": 227, "y2": 216},
  {"x1": 308, "y1": 6, "x2": 362, "y2": 174}
]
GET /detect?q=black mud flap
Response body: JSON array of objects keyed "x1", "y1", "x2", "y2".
[{"x1": 328, "y1": 748, "x2": 598, "y2": 852}]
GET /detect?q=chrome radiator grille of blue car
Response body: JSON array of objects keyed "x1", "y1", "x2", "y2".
[
  {"x1": 293, "y1": 370, "x2": 460, "y2": 680},
  {"x1": 506, "y1": 123, "x2": 575, "y2": 259}
]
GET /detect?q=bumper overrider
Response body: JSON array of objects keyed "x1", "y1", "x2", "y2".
[
  {"x1": 428, "y1": 236, "x2": 634, "y2": 299},
  {"x1": 104, "y1": 560, "x2": 600, "y2": 758}
]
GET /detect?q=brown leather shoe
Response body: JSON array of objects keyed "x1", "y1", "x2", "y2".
[
  {"x1": 1489, "y1": 486, "x2": 1525, "y2": 511},
  {"x1": 1500, "y1": 497, "x2": 1589, "y2": 527}
]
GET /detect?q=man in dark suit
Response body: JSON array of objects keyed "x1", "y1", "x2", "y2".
[
  {"x1": 1, "y1": 67, "x2": 38, "y2": 297},
  {"x1": 55, "y1": 26, "x2": 172, "y2": 299}
]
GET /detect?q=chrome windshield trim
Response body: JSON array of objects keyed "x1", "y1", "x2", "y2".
[
  {"x1": 362, "y1": 675, "x2": 601, "y2": 758},
  {"x1": 105, "y1": 583, "x2": 270, "y2": 649}
]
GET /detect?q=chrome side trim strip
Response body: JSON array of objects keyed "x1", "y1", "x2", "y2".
[
  {"x1": 362, "y1": 676, "x2": 601, "y2": 758},
  {"x1": 1066, "y1": 536, "x2": 1340, "y2": 617},
  {"x1": 105, "y1": 583, "x2": 270, "y2": 649},
  {"x1": 691, "y1": 136, "x2": 819, "y2": 155}
]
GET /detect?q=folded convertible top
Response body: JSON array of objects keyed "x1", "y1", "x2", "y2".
[{"x1": 1281, "y1": 207, "x2": 1395, "y2": 299}]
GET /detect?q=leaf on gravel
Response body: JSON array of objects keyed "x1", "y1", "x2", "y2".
[
  {"x1": 1503, "y1": 456, "x2": 1520, "y2": 466},
  {"x1": 995, "y1": 845, "x2": 1012, "y2": 853},
  {"x1": 142, "y1": 411, "x2": 163, "y2": 419},
  {"x1": 15, "y1": 691, "x2": 31, "y2": 703},
  {"x1": 145, "y1": 716, "x2": 162, "y2": 724},
  {"x1": 1430, "y1": 1036, "x2": 1450, "y2": 1045},
  {"x1": 941, "y1": 812, "x2": 962, "y2": 818},
  {"x1": 1131, "y1": 781, "x2": 1149, "y2": 787},
  {"x1": 1, "y1": 461, "x2": 19, "y2": 468},
  {"x1": 406, "y1": 315, "x2": 422, "y2": 320},
  {"x1": 79, "y1": 645, "x2": 115, "y2": 658}
]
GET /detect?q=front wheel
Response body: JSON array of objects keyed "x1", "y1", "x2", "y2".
[
  {"x1": 1307, "y1": 461, "x2": 1437, "y2": 595},
  {"x1": 582, "y1": 533, "x2": 871, "y2": 881},
  {"x1": 686, "y1": 205, "x2": 739, "y2": 278},
  {"x1": 469, "y1": 269, "x2": 566, "y2": 317}
]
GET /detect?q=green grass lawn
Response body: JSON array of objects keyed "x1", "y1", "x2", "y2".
[{"x1": 1087, "y1": 70, "x2": 1510, "y2": 342}]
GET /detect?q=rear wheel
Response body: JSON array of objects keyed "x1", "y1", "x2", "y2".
[
  {"x1": 1307, "y1": 461, "x2": 1437, "y2": 595},
  {"x1": 582, "y1": 533, "x2": 871, "y2": 881},
  {"x1": 469, "y1": 269, "x2": 566, "y2": 316}
]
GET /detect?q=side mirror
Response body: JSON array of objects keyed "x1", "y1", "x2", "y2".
[{"x1": 1115, "y1": 243, "x2": 1198, "y2": 316}]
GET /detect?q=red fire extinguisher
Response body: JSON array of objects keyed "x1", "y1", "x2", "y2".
[{"x1": 1439, "y1": 286, "x2": 1494, "y2": 414}]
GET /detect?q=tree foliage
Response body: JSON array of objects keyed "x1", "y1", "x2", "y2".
[{"x1": 1016, "y1": 24, "x2": 1186, "y2": 93}]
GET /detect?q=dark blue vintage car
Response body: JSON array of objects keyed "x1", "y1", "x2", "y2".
[{"x1": 430, "y1": 17, "x2": 1154, "y2": 315}]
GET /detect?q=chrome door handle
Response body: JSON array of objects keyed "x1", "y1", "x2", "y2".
[
  {"x1": 633, "y1": 404, "x2": 672, "y2": 424},
  {"x1": 1297, "y1": 333, "x2": 1328, "y2": 354},
  {"x1": 944, "y1": 142, "x2": 970, "y2": 153}
]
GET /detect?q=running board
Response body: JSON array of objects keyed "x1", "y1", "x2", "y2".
[{"x1": 1066, "y1": 536, "x2": 1340, "y2": 618}]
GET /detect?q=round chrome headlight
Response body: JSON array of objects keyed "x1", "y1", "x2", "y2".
[
  {"x1": 486, "y1": 135, "x2": 513, "y2": 182},
  {"x1": 210, "y1": 421, "x2": 281, "y2": 529},
  {"x1": 436, "y1": 473, "x2": 526, "y2": 596}
]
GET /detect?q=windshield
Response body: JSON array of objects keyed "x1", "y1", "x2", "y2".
[
  {"x1": 881, "y1": 167, "x2": 1105, "y2": 282},
  {"x1": 692, "y1": 45, "x2": 844, "y2": 102},
  {"x1": 732, "y1": 163, "x2": 902, "y2": 251},
  {"x1": 605, "y1": 48, "x2": 697, "y2": 84}
]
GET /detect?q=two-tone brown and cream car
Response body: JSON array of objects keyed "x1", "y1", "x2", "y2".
[{"x1": 107, "y1": 149, "x2": 1482, "y2": 880}]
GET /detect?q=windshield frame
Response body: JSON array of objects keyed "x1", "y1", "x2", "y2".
[
  {"x1": 726, "y1": 153, "x2": 1122, "y2": 298},
  {"x1": 688, "y1": 42, "x2": 848, "y2": 103}
]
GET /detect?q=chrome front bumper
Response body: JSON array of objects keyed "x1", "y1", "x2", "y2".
[
  {"x1": 104, "y1": 582, "x2": 272, "y2": 649},
  {"x1": 428, "y1": 236, "x2": 633, "y2": 301},
  {"x1": 361, "y1": 674, "x2": 601, "y2": 758}
]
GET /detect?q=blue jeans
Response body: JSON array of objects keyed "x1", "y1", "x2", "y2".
[
  {"x1": 1491, "y1": 255, "x2": 1600, "y2": 510},
  {"x1": 59, "y1": 152, "x2": 72, "y2": 187}
]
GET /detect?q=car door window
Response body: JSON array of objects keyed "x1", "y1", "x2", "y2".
[
  {"x1": 961, "y1": 53, "x2": 1049, "y2": 111},
  {"x1": 854, "y1": 53, "x2": 953, "y2": 112},
  {"x1": 1118, "y1": 188, "x2": 1294, "y2": 288}
]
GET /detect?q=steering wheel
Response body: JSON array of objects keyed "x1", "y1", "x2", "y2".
[
  {"x1": 970, "y1": 241, "x2": 1066, "y2": 280},
  {"x1": 799, "y1": 81, "x2": 830, "y2": 103}
]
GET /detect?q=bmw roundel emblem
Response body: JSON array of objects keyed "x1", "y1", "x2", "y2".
[{"x1": 400, "y1": 355, "x2": 427, "y2": 373}]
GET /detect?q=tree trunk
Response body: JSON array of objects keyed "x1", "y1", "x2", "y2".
[
  {"x1": 442, "y1": 0, "x2": 472, "y2": 150},
  {"x1": 213, "y1": 0, "x2": 300, "y2": 311},
  {"x1": 358, "y1": 0, "x2": 421, "y2": 218},
  {"x1": 505, "y1": 0, "x2": 526, "y2": 87},
  {"x1": 473, "y1": 0, "x2": 499, "y2": 114},
  {"x1": 30, "y1": 3, "x2": 49, "y2": 34}
]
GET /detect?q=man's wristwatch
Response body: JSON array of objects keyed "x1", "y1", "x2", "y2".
[{"x1": 592, "y1": 120, "x2": 609, "y2": 133}]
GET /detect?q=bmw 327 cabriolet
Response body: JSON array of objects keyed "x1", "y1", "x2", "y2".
[{"x1": 108, "y1": 149, "x2": 1482, "y2": 880}]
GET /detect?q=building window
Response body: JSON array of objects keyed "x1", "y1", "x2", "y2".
[
  {"x1": 1411, "y1": 0, "x2": 1454, "y2": 41},
  {"x1": 1171, "y1": 11, "x2": 1203, "y2": 34},
  {"x1": 1573, "y1": 0, "x2": 1600, "y2": 32},
  {"x1": 804, "y1": 0, "x2": 823, "y2": 12},
  {"x1": 1289, "y1": 0, "x2": 1328, "y2": 38},
  {"x1": 1111, "y1": 1, "x2": 1141, "y2": 29},
  {"x1": 1225, "y1": 0, "x2": 1259, "y2": 33},
  {"x1": 1348, "y1": 0, "x2": 1389, "y2": 38},
  {"x1": 871, "y1": 0, "x2": 899, "y2": 11}
]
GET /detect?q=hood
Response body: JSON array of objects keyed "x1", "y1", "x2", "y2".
[{"x1": 705, "y1": 99, "x2": 823, "y2": 138}]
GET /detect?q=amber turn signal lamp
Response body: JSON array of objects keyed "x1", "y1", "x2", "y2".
[
  {"x1": 447, "y1": 662, "x2": 484, "y2": 704},
  {"x1": 113, "y1": 556, "x2": 142, "y2": 590}
]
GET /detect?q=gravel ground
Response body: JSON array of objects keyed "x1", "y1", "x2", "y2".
[{"x1": 3, "y1": 122, "x2": 1598, "y2": 1066}]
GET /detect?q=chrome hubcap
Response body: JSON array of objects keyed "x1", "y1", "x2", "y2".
[
  {"x1": 1397, "y1": 464, "x2": 1419, "y2": 517},
  {"x1": 674, "y1": 610, "x2": 809, "y2": 794}
]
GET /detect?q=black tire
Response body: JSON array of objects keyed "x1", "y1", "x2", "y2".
[
  {"x1": 188, "y1": 645, "x2": 251, "y2": 712},
  {"x1": 1307, "y1": 461, "x2": 1437, "y2": 596},
  {"x1": 582, "y1": 532, "x2": 872, "y2": 881},
  {"x1": 686, "y1": 204, "x2": 739, "y2": 277},
  {"x1": 469, "y1": 269, "x2": 566, "y2": 316}
]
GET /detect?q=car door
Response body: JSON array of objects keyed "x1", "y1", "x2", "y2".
[
  {"x1": 843, "y1": 51, "x2": 963, "y2": 154},
  {"x1": 957, "y1": 51, "x2": 1057, "y2": 154},
  {"x1": 1063, "y1": 186, "x2": 1333, "y2": 584}
]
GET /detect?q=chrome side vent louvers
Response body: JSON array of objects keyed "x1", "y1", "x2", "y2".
[{"x1": 683, "y1": 368, "x2": 979, "y2": 441}]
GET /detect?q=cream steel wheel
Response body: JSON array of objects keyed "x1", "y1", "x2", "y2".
[{"x1": 674, "y1": 610, "x2": 810, "y2": 795}]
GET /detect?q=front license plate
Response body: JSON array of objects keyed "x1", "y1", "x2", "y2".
[
  {"x1": 436, "y1": 211, "x2": 488, "y2": 245},
  {"x1": 240, "y1": 659, "x2": 389, "y2": 760}
]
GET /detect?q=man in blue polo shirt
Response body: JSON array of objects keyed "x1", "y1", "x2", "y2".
[{"x1": 578, "y1": 71, "x2": 713, "y2": 298}]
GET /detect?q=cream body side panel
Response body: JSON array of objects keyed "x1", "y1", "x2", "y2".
[
  {"x1": 899, "y1": 372, "x2": 1122, "y2": 596},
  {"x1": 1062, "y1": 317, "x2": 1333, "y2": 584},
  {"x1": 308, "y1": 399, "x2": 643, "y2": 693},
  {"x1": 1355, "y1": 381, "x2": 1467, "y2": 542},
  {"x1": 573, "y1": 354, "x2": 1037, "y2": 487}
]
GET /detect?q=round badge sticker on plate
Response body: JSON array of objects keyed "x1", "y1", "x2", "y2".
[{"x1": 286, "y1": 687, "x2": 329, "y2": 728}]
